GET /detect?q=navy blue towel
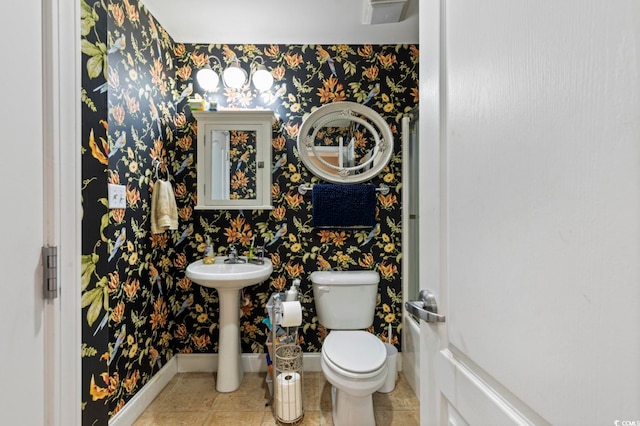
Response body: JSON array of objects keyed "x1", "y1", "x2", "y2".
[{"x1": 312, "y1": 184, "x2": 377, "y2": 229}]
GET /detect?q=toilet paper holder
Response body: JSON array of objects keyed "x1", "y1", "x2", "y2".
[
  {"x1": 266, "y1": 292, "x2": 305, "y2": 423},
  {"x1": 274, "y1": 344, "x2": 304, "y2": 423}
]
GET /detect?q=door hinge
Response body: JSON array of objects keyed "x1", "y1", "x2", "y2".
[{"x1": 42, "y1": 246, "x2": 58, "y2": 299}]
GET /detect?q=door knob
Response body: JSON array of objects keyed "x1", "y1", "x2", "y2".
[{"x1": 405, "y1": 289, "x2": 446, "y2": 323}]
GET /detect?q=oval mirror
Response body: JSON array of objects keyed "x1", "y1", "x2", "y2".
[{"x1": 297, "y1": 102, "x2": 394, "y2": 183}]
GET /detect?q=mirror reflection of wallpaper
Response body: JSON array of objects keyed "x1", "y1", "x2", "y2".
[
  {"x1": 229, "y1": 129, "x2": 257, "y2": 200},
  {"x1": 80, "y1": 0, "x2": 418, "y2": 423}
]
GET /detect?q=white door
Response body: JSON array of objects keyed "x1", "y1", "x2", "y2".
[
  {"x1": 0, "y1": 0, "x2": 48, "y2": 423},
  {"x1": 418, "y1": 1, "x2": 640, "y2": 425},
  {"x1": 0, "y1": 0, "x2": 80, "y2": 424}
]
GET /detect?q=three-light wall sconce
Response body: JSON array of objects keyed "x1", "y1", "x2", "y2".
[{"x1": 196, "y1": 55, "x2": 274, "y2": 92}]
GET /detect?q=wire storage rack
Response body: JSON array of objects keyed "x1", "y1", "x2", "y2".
[{"x1": 265, "y1": 292, "x2": 304, "y2": 424}]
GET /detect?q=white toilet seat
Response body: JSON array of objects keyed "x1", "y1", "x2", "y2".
[{"x1": 322, "y1": 330, "x2": 387, "y2": 379}]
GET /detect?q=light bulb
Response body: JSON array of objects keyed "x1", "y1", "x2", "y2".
[
  {"x1": 222, "y1": 63, "x2": 247, "y2": 89},
  {"x1": 252, "y1": 66, "x2": 274, "y2": 92},
  {"x1": 196, "y1": 67, "x2": 219, "y2": 92}
]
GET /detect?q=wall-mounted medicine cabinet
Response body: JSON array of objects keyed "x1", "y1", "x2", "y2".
[{"x1": 193, "y1": 110, "x2": 275, "y2": 210}]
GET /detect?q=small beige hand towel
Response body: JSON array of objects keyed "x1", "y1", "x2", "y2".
[{"x1": 151, "y1": 179, "x2": 178, "y2": 234}]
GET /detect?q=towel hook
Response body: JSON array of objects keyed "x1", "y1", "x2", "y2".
[{"x1": 153, "y1": 159, "x2": 171, "y2": 181}]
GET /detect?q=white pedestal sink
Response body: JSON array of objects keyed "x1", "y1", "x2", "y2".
[{"x1": 186, "y1": 256, "x2": 273, "y2": 392}]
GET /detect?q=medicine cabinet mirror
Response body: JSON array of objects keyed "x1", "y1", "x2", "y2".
[
  {"x1": 296, "y1": 101, "x2": 394, "y2": 183},
  {"x1": 193, "y1": 110, "x2": 275, "y2": 210}
]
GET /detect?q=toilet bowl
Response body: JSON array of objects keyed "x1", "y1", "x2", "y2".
[
  {"x1": 310, "y1": 270, "x2": 387, "y2": 426},
  {"x1": 321, "y1": 330, "x2": 388, "y2": 426}
]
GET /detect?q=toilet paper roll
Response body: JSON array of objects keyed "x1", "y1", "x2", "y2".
[
  {"x1": 275, "y1": 372, "x2": 303, "y2": 421},
  {"x1": 275, "y1": 372, "x2": 301, "y2": 398},
  {"x1": 277, "y1": 399, "x2": 303, "y2": 422},
  {"x1": 280, "y1": 301, "x2": 302, "y2": 327}
]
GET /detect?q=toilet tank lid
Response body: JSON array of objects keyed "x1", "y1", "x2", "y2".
[{"x1": 310, "y1": 270, "x2": 380, "y2": 285}]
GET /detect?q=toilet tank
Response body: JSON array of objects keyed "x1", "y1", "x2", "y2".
[{"x1": 310, "y1": 270, "x2": 380, "y2": 330}]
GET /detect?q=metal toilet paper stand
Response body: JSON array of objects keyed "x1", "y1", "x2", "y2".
[{"x1": 266, "y1": 292, "x2": 304, "y2": 424}]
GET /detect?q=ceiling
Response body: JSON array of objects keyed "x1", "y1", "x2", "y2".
[{"x1": 141, "y1": 0, "x2": 418, "y2": 44}]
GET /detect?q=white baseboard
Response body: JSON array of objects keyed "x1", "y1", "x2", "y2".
[
  {"x1": 109, "y1": 350, "x2": 402, "y2": 425},
  {"x1": 109, "y1": 356, "x2": 178, "y2": 426}
]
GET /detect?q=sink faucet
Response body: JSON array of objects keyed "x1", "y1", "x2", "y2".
[{"x1": 224, "y1": 244, "x2": 245, "y2": 264}]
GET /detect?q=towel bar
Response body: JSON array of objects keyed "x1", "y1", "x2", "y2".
[{"x1": 298, "y1": 183, "x2": 390, "y2": 196}]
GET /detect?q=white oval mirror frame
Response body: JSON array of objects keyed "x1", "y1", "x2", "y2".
[{"x1": 297, "y1": 101, "x2": 394, "y2": 183}]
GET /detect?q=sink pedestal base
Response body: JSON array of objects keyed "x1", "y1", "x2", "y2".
[{"x1": 216, "y1": 288, "x2": 244, "y2": 392}]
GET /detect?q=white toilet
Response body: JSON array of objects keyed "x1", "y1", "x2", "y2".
[{"x1": 310, "y1": 270, "x2": 388, "y2": 426}]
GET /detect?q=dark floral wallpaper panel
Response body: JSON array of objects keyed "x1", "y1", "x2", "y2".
[{"x1": 80, "y1": 0, "x2": 418, "y2": 424}]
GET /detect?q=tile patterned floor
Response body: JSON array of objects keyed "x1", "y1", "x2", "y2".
[{"x1": 133, "y1": 371, "x2": 419, "y2": 425}]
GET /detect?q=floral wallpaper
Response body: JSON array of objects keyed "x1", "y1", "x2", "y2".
[
  {"x1": 80, "y1": 0, "x2": 418, "y2": 424},
  {"x1": 228, "y1": 129, "x2": 258, "y2": 199}
]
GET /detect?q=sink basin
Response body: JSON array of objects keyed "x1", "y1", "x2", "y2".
[
  {"x1": 185, "y1": 256, "x2": 272, "y2": 393},
  {"x1": 186, "y1": 257, "x2": 273, "y2": 289}
]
